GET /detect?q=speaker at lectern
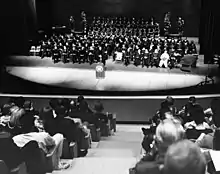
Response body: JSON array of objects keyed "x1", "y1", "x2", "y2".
[{"x1": 96, "y1": 63, "x2": 105, "y2": 79}]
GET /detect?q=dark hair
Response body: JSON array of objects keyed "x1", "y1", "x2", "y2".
[
  {"x1": 60, "y1": 98, "x2": 70, "y2": 111},
  {"x1": 189, "y1": 96, "x2": 196, "y2": 103},
  {"x1": 14, "y1": 97, "x2": 25, "y2": 107},
  {"x1": 2, "y1": 104, "x2": 12, "y2": 115},
  {"x1": 77, "y1": 95, "x2": 84, "y2": 102},
  {"x1": 39, "y1": 107, "x2": 53, "y2": 120},
  {"x1": 49, "y1": 98, "x2": 60, "y2": 109},
  {"x1": 23, "y1": 100, "x2": 32, "y2": 110},
  {"x1": 94, "y1": 100, "x2": 104, "y2": 112},
  {"x1": 55, "y1": 105, "x2": 66, "y2": 118},
  {"x1": 166, "y1": 96, "x2": 174, "y2": 106},
  {"x1": 191, "y1": 104, "x2": 205, "y2": 125}
]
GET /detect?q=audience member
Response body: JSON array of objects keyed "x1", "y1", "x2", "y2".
[
  {"x1": 184, "y1": 104, "x2": 212, "y2": 140},
  {"x1": 163, "y1": 139, "x2": 206, "y2": 174},
  {"x1": 195, "y1": 98, "x2": 220, "y2": 149},
  {"x1": 135, "y1": 118, "x2": 185, "y2": 174}
]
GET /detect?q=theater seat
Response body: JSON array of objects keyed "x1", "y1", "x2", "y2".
[
  {"x1": 88, "y1": 124, "x2": 101, "y2": 142},
  {"x1": 0, "y1": 160, "x2": 9, "y2": 174},
  {"x1": 0, "y1": 160, "x2": 27, "y2": 174},
  {"x1": 100, "y1": 119, "x2": 111, "y2": 137},
  {"x1": 61, "y1": 139, "x2": 78, "y2": 159}
]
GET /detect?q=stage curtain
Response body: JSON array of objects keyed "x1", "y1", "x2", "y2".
[
  {"x1": 200, "y1": 0, "x2": 220, "y2": 64},
  {"x1": 25, "y1": 0, "x2": 38, "y2": 40}
]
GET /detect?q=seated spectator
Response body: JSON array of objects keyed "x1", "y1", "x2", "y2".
[
  {"x1": 195, "y1": 98, "x2": 220, "y2": 149},
  {"x1": 165, "y1": 96, "x2": 177, "y2": 116},
  {"x1": 48, "y1": 98, "x2": 61, "y2": 118},
  {"x1": 69, "y1": 99, "x2": 78, "y2": 113},
  {"x1": 0, "y1": 130, "x2": 47, "y2": 174},
  {"x1": 20, "y1": 100, "x2": 38, "y2": 133},
  {"x1": 135, "y1": 118, "x2": 185, "y2": 174},
  {"x1": 184, "y1": 104, "x2": 212, "y2": 140},
  {"x1": 162, "y1": 139, "x2": 207, "y2": 174},
  {"x1": 179, "y1": 96, "x2": 199, "y2": 124},
  {"x1": 40, "y1": 107, "x2": 58, "y2": 136},
  {"x1": 3, "y1": 106, "x2": 25, "y2": 136},
  {"x1": 42, "y1": 105, "x2": 89, "y2": 157},
  {"x1": 93, "y1": 100, "x2": 108, "y2": 124},
  {"x1": 93, "y1": 100, "x2": 104, "y2": 113},
  {"x1": 13, "y1": 96, "x2": 26, "y2": 108},
  {"x1": 12, "y1": 132, "x2": 68, "y2": 170},
  {"x1": 76, "y1": 95, "x2": 93, "y2": 113}
]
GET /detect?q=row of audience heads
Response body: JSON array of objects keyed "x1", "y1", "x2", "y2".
[
  {"x1": 0, "y1": 95, "x2": 102, "y2": 123},
  {"x1": 152, "y1": 97, "x2": 220, "y2": 174}
]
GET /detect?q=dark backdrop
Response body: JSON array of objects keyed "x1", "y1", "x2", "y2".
[
  {"x1": 0, "y1": 0, "x2": 38, "y2": 61},
  {"x1": 200, "y1": 0, "x2": 220, "y2": 64},
  {"x1": 36, "y1": 0, "x2": 201, "y2": 37},
  {"x1": 0, "y1": 0, "x2": 29, "y2": 58},
  {"x1": 0, "y1": 96, "x2": 215, "y2": 122}
]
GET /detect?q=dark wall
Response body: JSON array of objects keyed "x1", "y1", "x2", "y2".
[
  {"x1": 46, "y1": 0, "x2": 201, "y2": 36},
  {"x1": 0, "y1": 0, "x2": 29, "y2": 57},
  {"x1": 0, "y1": 96, "x2": 215, "y2": 122},
  {"x1": 200, "y1": 0, "x2": 220, "y2": 63}
]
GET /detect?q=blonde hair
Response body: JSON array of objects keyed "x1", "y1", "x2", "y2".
[
  {"x1": 9, "y1": 107, "x2": 25, "y2": 128},
  {"x1": 156, "y1": 118, "x2": 185, "y2": 155}
]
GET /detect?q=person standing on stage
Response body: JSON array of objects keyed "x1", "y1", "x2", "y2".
[
  {"x1": 177, "y1": 17, "x2": 184, "y2": 36},
  {"x1": 69, "y1": 16, "x2": 75, "y2": 32},
  {"x1": 164, "y1": 12, "x2": 171, "y2": 36}
]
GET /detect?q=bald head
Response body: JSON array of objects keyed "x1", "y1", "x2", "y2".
[{"x1": 163, "y1": 140, "x2": 206, "y2": 174}]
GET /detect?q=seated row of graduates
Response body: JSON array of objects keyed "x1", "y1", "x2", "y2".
[
  {"x1": 37, "y1": 32, "x2": 196, "y2": 67},
  {"x1": 89, "y1": 16, "x2": 160, "y2": 37},
  {"x1": 91, "y1": 16, "x2": 157, "y2": 28}
]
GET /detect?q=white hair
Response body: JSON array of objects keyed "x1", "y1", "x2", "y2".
[{"x1": 156, "y1": 118, "x2": 185, "y2": 154}]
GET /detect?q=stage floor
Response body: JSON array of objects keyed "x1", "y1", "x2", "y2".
[
  {"x1": 4, "y1": 55, "x2": 220, "y2": 92},
  {"x1": 3, "y1": 37, "x2": 220, "y2": 93}
]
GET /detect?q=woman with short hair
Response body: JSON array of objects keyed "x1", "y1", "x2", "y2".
[{"x1": 135, "y1": 118, "x2": 186, "y2": 174}]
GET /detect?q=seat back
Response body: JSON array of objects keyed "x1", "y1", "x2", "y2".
[{"x1": 0, "y1": 160, "x2": 9, "y2": 174}]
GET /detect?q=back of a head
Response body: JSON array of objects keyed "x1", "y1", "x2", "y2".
[
  {"x1": 23, "y1": 100, "x2": 32, "y2": 110},
  {"x1": 190, "y1": 104, "x2": 205, "y2": 125},
  {"x1": 39, "y1": 107, "x2": 53, "y2": 120},
  {"x1": 77, "y1": 95, "x2": 85, "y2": 102},
  {"x1": 2, "y1": 104, "x2": 12, "y2": 115},
  {"x1": 94, "y1": 101, "x2": 104, "y2": 113},
  {"x1": 60, "y1": 98, "x2": 70, "y2": 110},
  {"x1": 163, "y1": 139, "x2": 206, "y2": 174},
  {"x1": 189, "y1": 96, "x2": 196, "y2": 104},
  {"x1": 166, "y1": 96, "x2": 174, "y2": 106},
  {"x1": 49, "y1": 98, "x2": 60, "y2": 110},
  {"x1": 156, "y1": 118, "x2": 185, "y2": 154},
  {"x1": 10, "y1": 107, "x2": 25, "y2": 127},
  {"x1": 14, "y1": 97, "x2": 25, "y2": 108},
  {"x1": 55, "y1": 105, "x2": 67, "y2": 118}
]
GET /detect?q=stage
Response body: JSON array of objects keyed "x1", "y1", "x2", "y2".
[{"x1": 3, "y1": 53, "x2": 220, "y2": 93}]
